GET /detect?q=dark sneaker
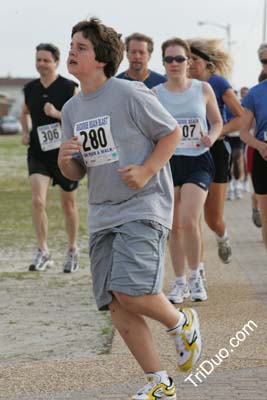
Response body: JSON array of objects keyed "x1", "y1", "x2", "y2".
[
  {"x1": 217, "y1": 237, "x2": 232, "y2": 264},
  {"x1": 63, "y1": 249, "x2": 79, "y2": 273},
  {"x1": 29, "y1": 249, "x2": 53, "y2": 271},
  {"x1": 252, "y1": 208, "x2": 262, "y2": 228},
  {"x1": 129, "y1": 374, "x2": 176, "y2": 399}
]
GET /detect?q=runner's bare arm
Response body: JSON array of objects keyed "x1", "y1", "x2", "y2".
[{"x1": 20, "y1": 103, "x2": 31, "y2": 146}]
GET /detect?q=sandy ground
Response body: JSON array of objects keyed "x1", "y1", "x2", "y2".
[{"x1": 0, "y1": 244, "x2": 112, "y2": 366}]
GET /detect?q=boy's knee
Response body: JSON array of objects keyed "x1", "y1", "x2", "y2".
[{"x1": 113, "y1": 291, "x2": 134, "y2": 309}]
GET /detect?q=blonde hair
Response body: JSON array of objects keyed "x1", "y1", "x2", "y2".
[{"x1": 187, "y1": 38, "x2": 233, "y2": 79}]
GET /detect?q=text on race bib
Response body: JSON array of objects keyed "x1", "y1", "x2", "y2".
[
  {"x1": 37, "y1": 123, "x2": 62, "y2": 151},
  {"x1": 176, "y1": 117, "x2": 203, "y2": 149},
  {"x1": 74, "y1": 115, "x2": 119, "y2": 167}
]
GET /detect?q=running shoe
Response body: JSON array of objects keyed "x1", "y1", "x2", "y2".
[
  {"x1": 167, "y1": 281, "x2": 190, "y2": 304},
  {"x1": 169, "y1": 308, "x2": 202, "y2": 372},
  {"x1": 227, "y1": 181, "x2": 235, "y2": 200},
  {"x1": 227, "y1": 189, "x2": 235, "y2": 201},
  {"x1": 217, "y1": 237, "x2": 232, "y2": 264},
  {"x1": 252, "y1": 208, "x2": 262, "y2": 228},
  {"x1": 129, "y1": 374, "x2": 176, "y2": 400},
  {"x1": 235, "y1": 187, "x2": 243, "y2": 199},
  {"x1": 242, "y1": 180, "x2": 251, "y2": 193},
  {"x1": 189, "y1": 275, "x2": 207, "y2": 301},
  {"x1": 63, "y1": 249, "x2": 79, "y2": 273},
  {"x1": 29, "y1": 249, "x2": 53, "y2": 271},
  {"x1": 234, "y1": 180, "x2": 243, "y2": 199}
]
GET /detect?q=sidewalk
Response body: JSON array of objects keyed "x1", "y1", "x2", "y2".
[{"x1": 1, "y1": 191, "x2": 267, "y2": 400}]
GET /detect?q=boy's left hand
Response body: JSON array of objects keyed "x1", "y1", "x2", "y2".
[{"x1": 117, "y1": 164, "x2": 152, "y2": 190}]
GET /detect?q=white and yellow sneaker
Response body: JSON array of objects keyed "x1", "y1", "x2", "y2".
[
  {"x1": 129, "y1": 374, "x2": 176, "y2": 400},
  {"x1": 169, "y1": 308, "x2": 202, "y2": 372}
]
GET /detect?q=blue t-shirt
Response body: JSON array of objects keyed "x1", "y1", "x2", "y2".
[
  {"x1": 225, "y1": 105, "x2": 234, "y2": 121},
  {"x1": 242, "y1": 80, "x2": 267, "y2": 141},
  {"x1": 208, "y1": 74, "x2": 231, "y2": 124},
  {"x1": 116, "y1": 70, "x2": 167, "y2": 89}
]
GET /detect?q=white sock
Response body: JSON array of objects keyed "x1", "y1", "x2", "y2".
[
  {"x1": 175, "y1": 275, "x2": 186, "y2": 285},
  {"x1": 199, "y1": 261, "x2": 205, "y2": 270},
  {"x1": 147, "y1": 371, "x2": 169, "y2": 385},
  {"x1": 216, "y1": 230, "x2": 228, "y2": 242},
  {"x1": 167, "y1": 311, "x2": 185, "y2": 333},
  {"x1": 167, "y1": 311, "x2": 186, "y2": 351}
]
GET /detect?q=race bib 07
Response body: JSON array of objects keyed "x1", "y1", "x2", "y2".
[
  {"x1": 176, "y1": 117, "x2": 203, "y2": 149},
  {"x1": 74, "y1": 115, "x2": 119, "y2": 167},
  {"x1": 37, "y1": 122, "x2": 62, "y2": 151}
]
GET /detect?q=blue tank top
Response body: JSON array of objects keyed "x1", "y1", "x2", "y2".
[{"x1": 154, "y1": 79, "x2": 208, "y2": 156}]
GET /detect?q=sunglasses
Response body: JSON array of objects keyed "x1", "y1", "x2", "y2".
[
  {"x1": 163, "y1": 55, "x2": 188, "y2": 64},
  {"x1": 260, "y1": 59, "x2": 267, "y2": 64}
]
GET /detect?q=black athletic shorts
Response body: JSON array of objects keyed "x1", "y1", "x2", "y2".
[
  {"x1": 27, "y1": 154, "x2": 79, "y2": 192},
  {"x1": 252, "y1": 149, "x2": 267, "y2": 195},
  {"x1": 210, "y1": 140, "x2": 231, "y2": 183},
  {"x1": 226, "y1": 136, "x2": 245, "y2": 150},
  {"x1": 169, "y1": 151, "x2": 215, "y2": 191}
]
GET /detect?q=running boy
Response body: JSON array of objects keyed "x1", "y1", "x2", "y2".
[{"x1": 58, "y1": 18, "x2": 202, "y2": 400}]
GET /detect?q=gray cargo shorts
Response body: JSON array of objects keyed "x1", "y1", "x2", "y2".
[{"x1": 89, "y1": 220, "x2": 169, "y2": 311}]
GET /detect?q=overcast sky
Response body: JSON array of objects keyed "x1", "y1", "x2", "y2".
[{"x1": 1, "y1": 0, "x2": 266, "y2": 90}]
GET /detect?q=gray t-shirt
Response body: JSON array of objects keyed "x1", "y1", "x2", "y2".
[{"x1": 62, "y1": 77, "x2": 178, "y2": 233}]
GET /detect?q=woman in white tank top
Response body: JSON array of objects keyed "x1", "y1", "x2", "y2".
[{"x1": 153, "y1": 37, "x2": 222, "y2": 303}]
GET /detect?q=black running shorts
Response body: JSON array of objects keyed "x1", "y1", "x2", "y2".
[
  {"x1": 252, "y1": 149, "x2": 267, "y2": 195},
  {"x1": 27, "y1": 154, "x2": 79, "y2": 192}
]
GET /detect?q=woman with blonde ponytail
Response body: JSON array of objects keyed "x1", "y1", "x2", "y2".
[{"x1": 187, "y1": 38, "x2": 243, "y2": 275}]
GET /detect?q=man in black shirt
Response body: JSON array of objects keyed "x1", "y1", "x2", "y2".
[{"x1": 21, "y1": 43, "x2": 80, "y2": 273}]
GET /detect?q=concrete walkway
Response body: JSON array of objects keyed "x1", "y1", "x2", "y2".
[{"x1": 1, "y1": 191, "x2": 267, "y2": 400}]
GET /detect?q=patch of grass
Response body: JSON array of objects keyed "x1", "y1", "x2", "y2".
[
  {"x1": 0, "y1": 135, "x2": 88, "y2": 250},
  {"x1": 0, "y1": 271, "x2": 40, "y2": 281},
  {"x1": 99, "y1": 313, "x2": 114, "y2": 354}
]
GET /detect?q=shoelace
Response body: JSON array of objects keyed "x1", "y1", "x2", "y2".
[
  {"x1": 33, "y1": 250, "x2": 45, "y2": 264},
  {"x1": 190, "y1": 277, "x2": 203, "y2": 293},
  {"x1": 174, "y1": 312, "x2": 189, "y2": 356},
  {"x1": 170, "y1": 282, "x2": 179, "y2": 295},
  {"x1": 68, "y1": 250, "x2": 78, "y2": 259},
  {"x1": 170, "y1": 282, "x2": 187, "y2": 296},
  {"x1": 220, "y1": 241, "x2": 230, "y2": 253}
]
